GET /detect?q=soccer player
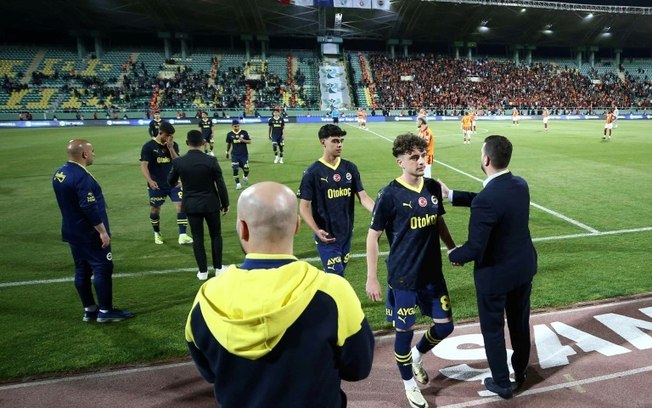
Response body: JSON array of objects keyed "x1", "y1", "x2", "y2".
[
  {"x1": 225, "y1": 119, "x2": 251, "y2": 190},
  {"x1": 148, "y1": 111, "x2": 163, "y2": 139},
  {"x1": 612, "y1": 104, "x2": 619, "y2": 129},
  {"x1": 268, "y1": 109, "x2": 285, "y2": 164},
  {"x1": 461, "y1": 111, "x2": 473, "y2": 144},
  {"x1": 331, "y1": 106, "x2": 340, "y2": 125},
  {"x1": 198, "y1": 111, "x2": 214, "y2": 156},
  {"x1": 417, "y1": 117, "x2": 434, "y2": 178},
  {"x1": 366, "y1": 134, "x2": 457, "y2": 408},
  {"x1": 53, "y1": 139, "x2": 134, "y2": 323},
  {"x1": 298, "y1": 124, "x2": 375, "y2": 276},
  {"x1": 140, "y1": 121, "x2": 193, "y2": 245},
  {"x1": 357, "y1": 107, "x2": 367, "y2": 129},
  {"x1": 471, "y1": 110, "x2": 477, "y2": 134},
  {"x1": 543, "y1": 108, "x2": 549, "y2": 131},
  {"x1": 603, "y1": 109, "x2": 615, "y2": 141},
  {"x1": 512, "y1": 107, "x2": 519, "y2": 126}
]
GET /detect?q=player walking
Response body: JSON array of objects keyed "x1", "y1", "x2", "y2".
[
  {"x1": 198, "y1": 111, "x2": 214, "y2": 156},
  {"x1": 268, "y1": 109, "x2": 285, "y2": 164},
  {"x1": 225, "y1": 119, "x2": 251, "y2": 190}
]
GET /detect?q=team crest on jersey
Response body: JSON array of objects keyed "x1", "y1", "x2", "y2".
[
  {"x1": 106, "y1": 252, "x2": 112, "y2": 261},
  {"x1": 333, "y1": 173, "x2": 341, "y2": 182},
  {"x1": 431, "y1": 195, "x2": 438, "y2": 205},
  {"x1": 346, "y1": 172, "x2": 352, "y2": 181},
  {"x1": 418, "y1": 197, "x2": 427, "y2": 207}
]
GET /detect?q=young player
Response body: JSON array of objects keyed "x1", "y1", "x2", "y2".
[
  {"x1": 148, "y1": 111, "x2": 163, "y2": 139},
  {"x1": 612, "y1": 104, "x2": 619, "y2": 129},
  {"x1": 512, "y1": 107, "x2": 519, "y2": 126},
  {"x1": 298, "y1": 124, "x2": 375, "y2": 276},
  {"x1": 603, "y1": 110, "x2": 615, "y2": 141},
  {"x1": 461, "y1": 112, "x2": 473, "y2": 144},
  {"x1": 417, "y1": 117, "x2": 434, "y2": 178},
  {"x1": 198, "y1": 111, "x2": 214, "y2": 155},
  {"x1": 543, "y1": 108, "x2": 549, "y2": 131},
  {"x1": 268, "y1": 109, "x2": 285, "y2": 163},
  {"x1": 140, "y1": 122, "x2": 193, "y2": 245},
  {"x1": 366, "y1": 134, "x2": 457, "y2": 408},
  {"x1": 471, "y1": 110, "x2": 477, "y2": 134},
  {"x1": 225, "y1": 119, "x2": 251, "y2": 190}
]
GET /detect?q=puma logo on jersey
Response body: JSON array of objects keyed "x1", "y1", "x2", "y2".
[
  {"x1": 402, "y1": 202, "x2": 412, "y2": 208},
  {"x1": 320, "y1": 177, "x2": 329, "y2": 183}
]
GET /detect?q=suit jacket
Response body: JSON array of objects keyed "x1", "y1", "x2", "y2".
[
  {"x1": 168, "y1": 150, "x2": 229, "y2": 214},
  {"x1": 448, "y1": 172, "x2": 537, "y2": 295}
]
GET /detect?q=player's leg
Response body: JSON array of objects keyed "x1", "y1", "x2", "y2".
[
  {"x1": 272, "y1": 141, "x2": 279, "y2": 163},
  {"x1": 170, "y1": 188, "x2": 192, "y2": 244},
  {"x1": 232, "y1": 158, "x2": 241, "y2": 189},
  {"x1": 187, "y1": 213, "x2": 208, "y2": 279},
  {"x1": 388, "y1": 288, "x2": 429, "y2": 408},
  {"x1": 148, "y1": 191, "x2": 164, "y2": 244},
  {"x1": 278, "y1": 139, "x2": 284, "y2": 163},
  {"x1": 411, "y1": 284, "x2": 454, "y2": 385},
  {"x1": 70, "y1": 244, "x2": 98, "y2": 321},
  {"x1": 86, "y1": 243, "x2": 133, "y2": 323},
  {"x1": 242, "y1": 159, "x2": 250, "y2": 185},
  {"x1": 205, "y1": 211, "x2": 225, "y2": 275}
]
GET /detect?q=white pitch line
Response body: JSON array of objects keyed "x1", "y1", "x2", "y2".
[
  {"x1": 1, "y1": 226, "x2": 651, "y2": 289},
  {"x1": 358, "y1": 125, "x2": 600, "y2": 234},
  {"x1": 439, "y1": 365, "x2": 652, "y2": 408}
]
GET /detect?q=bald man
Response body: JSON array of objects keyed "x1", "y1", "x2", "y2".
[
  {"x1": 185, "y1": 181, "x2": 374, "y2": 408},
  {"x1": 53, "y1": 140, "x2": 134, "y2": 323}
]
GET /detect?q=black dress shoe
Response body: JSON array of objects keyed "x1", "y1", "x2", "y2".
[
  {"x1": 484, "y1": 377, "x2": 513, "y2": 399},
  {"x1": 512, "y1": 371, "x2": 527, "y2": 391}
]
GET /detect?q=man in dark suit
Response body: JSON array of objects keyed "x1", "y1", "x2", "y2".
[
  {"x1": 445, "y1": 135, "x2": 537, "y2": 399},
  {"x1": 168, "y1": 130, "x2": 230, "y2": 281}
]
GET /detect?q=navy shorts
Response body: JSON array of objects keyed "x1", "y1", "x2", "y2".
[
  {"x1": 386, "y1": 283, "x2": 452, "y2": 331},
  {"x1": 315, "y1": 234, "x2": 351, "y2": 276},
  {"x1": 271, "y1": 137, "x2": 284, "y2": 146},
  {"x1": 231, "y1": 155, "x2": 249, "y2": 171},
  {"x1": 148, "y1": 186, "x2": 182, "y2": 207}
]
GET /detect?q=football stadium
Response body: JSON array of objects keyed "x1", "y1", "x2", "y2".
[{"x1": 1, "y1": 0, "x2": 651, "y2": 407}]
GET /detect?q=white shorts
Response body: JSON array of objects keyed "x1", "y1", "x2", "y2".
[
  {"x1": 543, "y1": 117, "x2": 549, "y2": 124},
  {"x1": 604, "y1": 123, "x2": 613, "y2": 130},
  {"x1": 472, "y1": 120, "x2": 476, "y2": 127},
  {"x1": 464, "y1": 130, "x2": 472, "y2": 137}
]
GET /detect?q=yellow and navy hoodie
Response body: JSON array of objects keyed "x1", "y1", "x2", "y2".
[{"x1": 185, "y1": 254, "x2": 374, "y2": 408}]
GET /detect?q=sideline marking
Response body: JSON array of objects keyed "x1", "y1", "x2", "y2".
[
  {"x1": 357, "y1": 124, "x2": 600, "y2": 234},
  {"x1": 439, "y1": 365, "x2": 652, "y2": 408},
  {"x1": 2, "y1": 297, "x2": 650, "y2": 392},
  {"x1": 1, "y1": 226, "x2": 651, "y2": 288}
]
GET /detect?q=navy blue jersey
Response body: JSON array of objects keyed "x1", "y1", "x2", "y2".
[
  {"x1": 370, "y1": 178, "x2": 447, "y2": 290},
  {"x1": 198, "y1": 118, "x2": 213, "y2": 139},
  {"x1": 298, "y1": 158, "x2": 365, "y2": 242},
  {"x1": 268, "y1": 117, "x2": 285, "y2": 140},
  {"x1": 148, "y1": 119, "x2": 162, "y2": 137},
  {"x1": 140, "y1": 139, "x2": 180, "y2": 188},
  {"x1": 226, "y1": 130, "x2": 250, "y2": 157},
  {"x1": 52, "y1": 161, "x2": 110, "y2": 245}
]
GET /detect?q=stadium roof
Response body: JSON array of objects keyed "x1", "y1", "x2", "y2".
[{"x1": 1, "y1": 0, "x2": 651, "y2": 49}]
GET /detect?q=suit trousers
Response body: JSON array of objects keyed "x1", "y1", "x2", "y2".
[
  {"x1": 476, "y1": 282, "x2": 532, "y2": 387},
  {"x1": 187, "y1": 212, "x2": 223, "y2": 272}
]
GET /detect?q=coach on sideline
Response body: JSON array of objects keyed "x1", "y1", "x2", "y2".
[
  {"x1": 52, "y1": 139, "x2": 134, "y2": 323},
  {"x1": 185, "y1": 181, "x2": 374, "y2": 407}
]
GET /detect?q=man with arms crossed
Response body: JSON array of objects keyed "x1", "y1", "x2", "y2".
[{"x1": 366, "y1": 134, "x2": 457, "y2": 408}]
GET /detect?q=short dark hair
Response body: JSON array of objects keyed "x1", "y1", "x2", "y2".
[
  {"x1": 232, "y1": 119, "x2": 240, "y2": 125},
  {"x1": 159, "y1": 121, "x2": 175, "y2": 135},
  {"x1": 318, "y1": 124, "x2": 346, "y2": 140},
  {"x1": 483, "y1": 135, "x2": 512, "y2": 169},
  {"x1": 186, "y1": 130, "x2": 204, "y2": 146},
  {"x1": 392, "y1": 133, "x2": 427, "y2": 158}
]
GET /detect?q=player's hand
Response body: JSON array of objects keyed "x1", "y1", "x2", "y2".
[
  {"x1": 447, "y1": 247, "x2": 463, "y2": 266},
  {"x1": 437, "y1": 179, "x2": 450, "y2": 199},
  {"x1": 148, "y1": 180, "x2": 159, "y2": 190},
  {"x1": 99, "y1": 231, "x2": 111, "y2": 249},
  {"x1": 225, "y1": 152, "x2": 230, "y2": 159},
  {"x1": 316, "y1": 229, "x2": 336, "y2": 244},
  {"x1": 365, "y1": 276, "x2": 382, "y2": 302},
  {"x1": 221, "y1": 206, "x2": 229, "y2": 216}
]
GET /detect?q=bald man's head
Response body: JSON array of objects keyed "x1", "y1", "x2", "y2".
[
  {"x1": 237, "y1": 182, "x2": 298, "y2": 251},
  {"x1": 66, "y1": 139, "x2": 94, "y2": 166}
]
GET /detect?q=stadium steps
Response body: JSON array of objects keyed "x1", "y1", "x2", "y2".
[{"x1": 21, "y1": 49, "x2": 47, "y2": 85}]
